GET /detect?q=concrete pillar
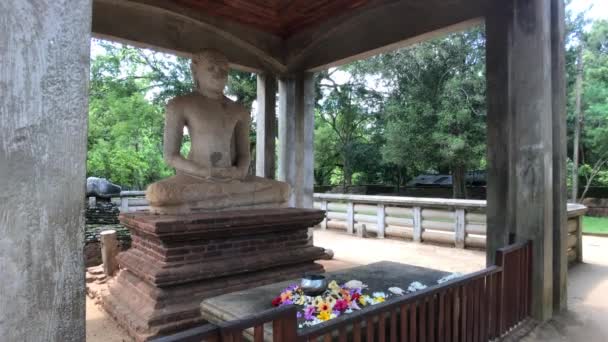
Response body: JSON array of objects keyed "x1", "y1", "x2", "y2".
[
  {"x1": 551, "y1": 0, "x2": 568, "y2": 314},
  {"x1": 0, "y1": 0, "x2": 92, "y2": 340},
  {"x1": 278, "y1": 73, "x2": 315, "y2": 208},
  {"x1": 486, "y1": 0, "x2": 555, "y2": 321},
  {"x1": 256, "y1": 73, "x2": 277, "y2": 179}
]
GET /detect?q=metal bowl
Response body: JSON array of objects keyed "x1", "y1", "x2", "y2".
[{"x1": 300, "y1": 274, "x2": 328, "y2": 296}]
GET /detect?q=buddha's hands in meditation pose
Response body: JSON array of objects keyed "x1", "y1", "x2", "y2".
[{"x1": 146, "y1": 50, "x2": 289, "y2": 214}]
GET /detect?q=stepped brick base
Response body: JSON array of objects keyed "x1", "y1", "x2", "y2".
[{"x1": 102, "y1": 208, "x2": 328, "y2": 341}]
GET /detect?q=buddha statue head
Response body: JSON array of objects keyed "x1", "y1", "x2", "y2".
[{"x1": 191, "y1": 49, "x2": 229, "y2": 99}]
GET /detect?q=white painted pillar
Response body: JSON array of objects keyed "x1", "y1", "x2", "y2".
[
  {"x1": 256, "y1": 73, "x2": 277, "y2": 179},
  {"x1": 278, "y1": 72, "x2": 315, "y2": 208},
  {"x1": 413, "y1": 207, "x2": 422, "y2": 242},
  {"x1": 346, "y1": 202, "x2": 355, "y2": 235},
  {"x1": 377, "y1": 204, "x2": 386, "y2": 239},
  {"x1": 0, "y1": 0, "x2": 92, "y2": 340},
  {"x1": 320, "y1": 201, "x2": 328, "y2": 229},
  {"x1": 455, "y1": 209, "x2": 466, "y2": 248}
]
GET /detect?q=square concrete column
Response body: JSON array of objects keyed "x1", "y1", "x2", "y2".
[
  {"x1": 0, "y1": 0, "x2": 92, "y2": 340},
  {"x1": 256, "y1": 73, "x2": 277, "y2": 179},
  {"x1": 550, "y1": 0, "x2": 569, "y2": 314},
  {"x1": 278, "y1": 73, "x2": 315, "y2": 208},
  {"x1": 486, "y1": 0, "x2": 556, "y2": 321}
]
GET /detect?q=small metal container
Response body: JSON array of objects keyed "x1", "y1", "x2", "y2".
[{"x1": 300, "y1": 274, "x2": 328, "y2": 296}]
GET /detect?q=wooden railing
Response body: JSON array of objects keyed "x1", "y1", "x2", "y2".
[{"x1": 152, "y1": 241, "x2": 533, "y2": 342}]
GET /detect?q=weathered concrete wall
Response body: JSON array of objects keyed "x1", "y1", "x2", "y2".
[{"x1": 0, "y1": 0, "x2": 92, "y2": 340}]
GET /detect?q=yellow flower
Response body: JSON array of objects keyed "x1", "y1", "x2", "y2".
[
  {"x1": 374, "y1": 297, "x2": 385, "y2": 304},
  {"x1": 359, "y1": 295, "x2": 369, "y2": 306},
  {"x1": 317, "y1": 310, "x2": 331, "y2": 321},
  {"x1": 328, "y1": 280, "x2": 341, "y2": 293}
]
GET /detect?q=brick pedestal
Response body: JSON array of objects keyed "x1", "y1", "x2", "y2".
[{"x1": 102, "y1": 208, "x2": 328, "y2": 341}]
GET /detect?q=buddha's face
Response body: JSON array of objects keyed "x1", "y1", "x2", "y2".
[{"x1": 192, "y1": 50, "x2": 229, "y2": 95}]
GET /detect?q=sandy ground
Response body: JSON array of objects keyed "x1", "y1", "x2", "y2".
[
  {"x1": 522, "y1": 235, "x2": 608, "y2": 342},
  {"x1": 86, "y1": 230, "x2": 608, "y2": 341}
]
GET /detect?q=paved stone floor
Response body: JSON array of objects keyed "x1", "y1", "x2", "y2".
[{"x1": 86, "y1": 230, "x2": 608, "y2": 341}]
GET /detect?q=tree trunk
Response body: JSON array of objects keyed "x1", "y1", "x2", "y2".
[
  {"x1": 452, "y1": 165, "x2": 467, "y2": 199},
  {"x1": 572, "y1": 46, "x2": 584, "y2": 203}
]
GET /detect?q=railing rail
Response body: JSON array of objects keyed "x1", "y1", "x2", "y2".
[
  {"x1": 314, "y1": 193, "x2": 586, "y2": 259},
  {"x1": 155, "y1": 241, "x2": 533, "y2": 342}
]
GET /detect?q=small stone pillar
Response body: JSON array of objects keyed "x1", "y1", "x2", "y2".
[{"x1": 100, "y1": 230, "x2": 118, "y2": 277}]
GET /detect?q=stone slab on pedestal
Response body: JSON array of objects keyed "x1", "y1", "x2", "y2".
[
  {"x1": 200, "y1": 261, "x2": 449, "y2": 341},
  {"x1": 102, "y1": 208, "x2": 328, "y2": 341}
]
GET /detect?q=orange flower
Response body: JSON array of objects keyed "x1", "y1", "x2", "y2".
[{"x1": 316, "y1": 301, "x2": 330, "y2": 312}]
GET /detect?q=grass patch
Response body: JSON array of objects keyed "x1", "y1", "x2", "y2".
[{"x1": 583, "y1": 216, "x2": 608, "y2": 235}]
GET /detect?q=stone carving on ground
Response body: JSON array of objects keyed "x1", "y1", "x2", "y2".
[
  {"x1": 86, "y1": 177, "x2": 121, "y2": 199},
  {"x1": 145, "y1": 49, "x2": 289, "y2": 214}
]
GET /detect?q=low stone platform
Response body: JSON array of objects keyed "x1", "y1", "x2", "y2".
[
  {"x1": 200, "y1": 261, "x2": 449, "y2": 341},
  {"x1": 102, "y1": 208, "x2": 329, "y2": 341}
]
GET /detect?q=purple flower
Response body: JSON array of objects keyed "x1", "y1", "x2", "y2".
[
  {"x1": 280, "y1": 299, "x2": 294, "y2": 306},
  {"x1": 304, "y1": 305, "x2": 316, "y2": 320},
  {"x1": 332, "y1": 310, "x2": 341, "y2": 317},
  {"x1": 297, "y1": 311, "x2": 303, "y2": 319}
]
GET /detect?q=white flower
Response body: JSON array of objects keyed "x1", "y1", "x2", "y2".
[
  {"x1": 407, "y1": 281, "x2": 427, "y2": 293},
  {"x1": 437, "y1": 273, "x2": 463, "y2": 284},
  {"x1": 388, "y1": 287, "x2": 406, "y2": 295},
  {"x1": 372, "y1": 291, "x2": 387, "y2": 298},
  {"x1": 344, "y1": 280, "x2": 368, "y2": 289}
]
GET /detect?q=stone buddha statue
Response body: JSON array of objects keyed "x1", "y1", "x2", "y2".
[{"x1": 146, "y1": 50, "x2": 289, "y2": 214}]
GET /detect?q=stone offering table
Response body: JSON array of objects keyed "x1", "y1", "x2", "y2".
[
  {"x1": 102, "y1": 208, "x2": 329, "y2": 341},
  {"x1": 200, "y1": 261, "x2": 449, "y2": 341}
]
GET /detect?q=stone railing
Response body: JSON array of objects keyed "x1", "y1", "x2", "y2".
[
  {"x1": 115, "y1": 191, "x2": 586, "y2": 262},
  {"x1": 117, "y1": 190, "x2": 148, "y2": 213},
  {"x1": 313, "y1": 193, "x2": 587, "y2": 262}
]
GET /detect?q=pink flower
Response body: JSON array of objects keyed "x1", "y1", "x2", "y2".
[
  {"x1": 334, "y1": 299, "x2": 349, "y2": 312},
  {"x1": 272, "y1": 296, "x2": 282, "y2": 307}
]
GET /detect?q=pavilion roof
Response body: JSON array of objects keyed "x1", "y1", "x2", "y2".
[{"x1": 92, "y1": 0, "x2": 485, "y2": 74}]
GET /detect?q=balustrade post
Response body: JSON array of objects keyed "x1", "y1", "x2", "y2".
[
  {"x1": 272, "y1": 306, "x2": 298, "y2": 342},
  {"x1": 576, "y1": 215, "x2": 583, "y2": 262},
  {"x1": 347, "y1": 202, "x2": 354, "y2": 235},
  {"x1": 120, "y1": 196, "x2": 128, "y2": 213},
  {"x1": 455, "y1": 209, "x2": 466, "y2": 248},
  {"x1": 413, "y1": 207, "x2": 422, "y2": 242},
  {"x1": 320, "y1": 200, "x2": 328, "y2": 230},
  {"x1": 377, "y1": 204, "x2": 386, "y2": 239}
]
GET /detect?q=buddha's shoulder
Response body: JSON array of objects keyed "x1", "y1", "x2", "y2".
[
  {"x1": 223, "y1": 98, "x2": 249, "y2": 118},
  {"x1": 166, "y1": 93, "x2": 199, "y2": 108}
]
